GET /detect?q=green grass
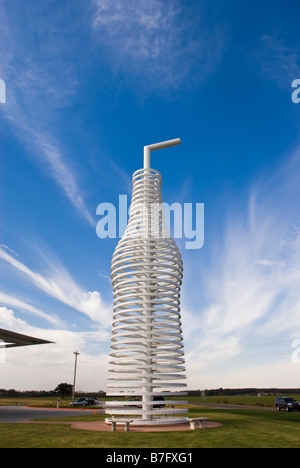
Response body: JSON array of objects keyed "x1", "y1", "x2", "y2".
[
  {"x1": 0, "y1": 407, "x2": 299, "y2": 448},
  {"x1": 0, "y1": 396, "x2": 74, "y2": 407},
  {"x1": 188, "y1": 394, "x2": 300, "y2": 407},
  {"x1": 2, "y1": 393, "x2": 297, "y2": 408}
]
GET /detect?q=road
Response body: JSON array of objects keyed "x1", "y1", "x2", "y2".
[{"x1": 0, "y1": 406, "x2": 97, "y2": 423}]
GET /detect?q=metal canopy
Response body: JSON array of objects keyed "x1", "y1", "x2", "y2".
[{"x1": 0, "y1": 328, "x2": 53, "y2": 349}]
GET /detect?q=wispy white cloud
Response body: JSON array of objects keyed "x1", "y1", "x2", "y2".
[
  {"x1": 0, "y1": 294, "x2": 63, "y2": 328},
  {"x1": 0, "y1": 245, "x2": 112, "y2": 329},
  {"x1": 251, "y1": 33, "x2": 300, "y2": 88},
  {"x1": 0, "y1": 306, "x2": 29, "y2": 330},
  {"x1": 0, "y1": 4, "x2": 94, "y2": 226},
  {"x1": 90, "y1": 0, "x2": 226, "y2": 91},
  {"x1": 31, "y1": 130, "x2": 95, "y2": 227},
  {"x1": 0, "y1": 307, "x2": 109, "y2": 391},
  {"x1": 183, "y1": 145, "x2": 300, "y2": 387},
  {"x1": 4, "y1": 96, "x2": 94, "y2": 226}
]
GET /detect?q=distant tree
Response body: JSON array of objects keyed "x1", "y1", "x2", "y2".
[{"x1": 54, "y1": 383, "x2": 73, "y2": 399}]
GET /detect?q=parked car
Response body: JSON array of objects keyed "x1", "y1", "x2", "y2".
[
  {"x1": 153, "y1": 396, "x2": 165, "y2": 408},
  {"x1": 275, "y1": 397, "x2": 300, "y2": 412},
  {"x1": 87, "y1": 397, "x2": 99, "y2": 406},
  {"x1": 70, "y1": 397, "x2": 89, "y2": 406},
  {"x1": 70, "y1": 397, "x2": 98, "y2": 407},
  {"x1": 124, "y1": 395, "x2": 165, "y2": 409},
  {"x1": 125, "y1": 396, "x2": 142, "y2": 408}
]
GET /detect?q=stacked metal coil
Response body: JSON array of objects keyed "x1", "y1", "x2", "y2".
[{"x1": 105, "y1": 167, "x2": 187, "y2": 425}]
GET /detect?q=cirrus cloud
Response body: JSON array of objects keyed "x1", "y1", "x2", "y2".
[{"x1": 90, "y1": 0, "x2": 226, "y2": 91}]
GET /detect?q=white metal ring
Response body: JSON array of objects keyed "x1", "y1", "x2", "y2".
[{"x1": 105, "y1": 168, "x2": 187, "y2": 424}]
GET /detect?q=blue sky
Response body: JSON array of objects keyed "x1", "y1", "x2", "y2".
[{"x1": 1, "y1": 0, "x2": 300, "y2": 391}]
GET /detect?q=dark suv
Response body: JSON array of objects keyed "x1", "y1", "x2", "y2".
[
  {"x1": 275, "y1": 397, "x2": 300, "y2": 412},
  {"x1": 153, "y1": 396, "x2": 165, "y2": 408}
]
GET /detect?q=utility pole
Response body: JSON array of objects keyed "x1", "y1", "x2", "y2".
[{"x1": 71, "y1": 351, "x2": 80, "y2": 406}]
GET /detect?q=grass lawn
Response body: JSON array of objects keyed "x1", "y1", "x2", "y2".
[
  {"x1": 0, "y1": 394, "x2": 300, "y2": 408},
  {"x1": 0, "y1": 406, "x2": 299, "y2": 448},
  {"x1": 1, "y1": 393, "x2": 299, "y2": 408},
  {"x1": 188, "y1": 394, "x2": 300, "y2": 407},
  {"x1": 0, "y1": 396, "x2": 76, "y2": 407}
]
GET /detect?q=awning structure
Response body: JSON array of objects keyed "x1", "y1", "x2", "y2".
[{"x1": 0, "y1": 328, "x2": 53, "y2": 349}]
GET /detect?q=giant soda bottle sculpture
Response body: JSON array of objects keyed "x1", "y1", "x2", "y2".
[{"x1": 105, "y1": 139, "x2": 188, "y2": 425}]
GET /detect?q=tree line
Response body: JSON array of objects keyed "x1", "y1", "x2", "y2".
[
  {"x1": 0, "y1": 385, "x2": 106, "y2": 398},
  {"x1": 1, "y1": 386, "x2": 300, "y2": 398}
]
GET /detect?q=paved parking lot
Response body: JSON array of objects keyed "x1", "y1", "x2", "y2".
[{"x1": 0, "y1": 406, "x2": 96, "y2": 423}]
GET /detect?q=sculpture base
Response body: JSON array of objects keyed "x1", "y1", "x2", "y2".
[{"x1": 105, "y1": 417, "x2": 189, "y2": 426}]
